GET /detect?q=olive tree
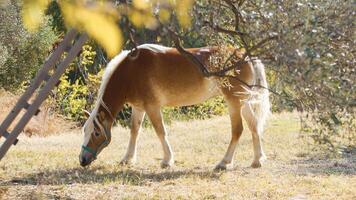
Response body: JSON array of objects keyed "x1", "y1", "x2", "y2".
[{"x1": 185, "y1": 0, "x2": 355, "y2": 151}]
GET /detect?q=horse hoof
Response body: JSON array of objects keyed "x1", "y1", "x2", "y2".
[
  {"x1": 119, "y1": 160, "x2": 129, "y2": 166},
  {"x1": 251, "y1": 161, "x2": 262, "y2": 168},
  {"x1": 119, "y1": 158, "x2": 135, "y2": 166},
  {"x1": 214, "y1": 163, "x2": 227, "y2": 171},
  {"x1": 251, "y1": 156, "x2": 266, "y2": 168},
  {"x1": 160, "y1": 160, "x2": 173, "y2": 169}
]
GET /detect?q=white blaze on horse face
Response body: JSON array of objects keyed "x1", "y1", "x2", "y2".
[
  {"x1": 82, "y1": 105, "x2": 99, "y2": 146},
  {"x1": 82, "y1": 116, "x2": 94, "y2": 146}
]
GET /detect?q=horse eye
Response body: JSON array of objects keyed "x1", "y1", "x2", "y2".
[{"x1": 94, "y1": 131, "x2": 100, "y2": 137}]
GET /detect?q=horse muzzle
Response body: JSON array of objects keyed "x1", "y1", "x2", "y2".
[{"x1": 79, "y1": 150, "x2": 96, "y2": 167}]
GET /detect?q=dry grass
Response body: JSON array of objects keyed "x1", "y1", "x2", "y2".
[
  {"x1": 0, "y1": 112, "x2": 355, "y2": 199},
  {"x1": 0, "y1": 90, "x2": 73, "y2": 137}
]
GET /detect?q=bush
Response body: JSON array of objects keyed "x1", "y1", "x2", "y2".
[
  {"x1": 163, "y1": 97, "x2": 227, "y2": 122},
  {"x1": 54, "y1": 45, "x2": 102, "y2": 122},
  {"x1": 0, "y1": 1, "x2": 57, "y2": 91}
]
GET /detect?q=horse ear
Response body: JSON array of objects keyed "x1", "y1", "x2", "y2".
[{"x1": 83, "y1": 110, "x2": 90, "y2": 118}]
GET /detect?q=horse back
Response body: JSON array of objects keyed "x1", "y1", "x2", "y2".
[{"x1": 104, "y1": 47, "x2": 254, "y2": 109}]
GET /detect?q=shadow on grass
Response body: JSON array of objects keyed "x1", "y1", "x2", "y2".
[
  {"x1": 293, "y1": 147, "x2": 356, "y2": 176},
  {"x1": 1, "y1": 166, "x2": 223, "y2": 186}
]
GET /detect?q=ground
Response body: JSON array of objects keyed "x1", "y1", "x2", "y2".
[{"x1": 0, "y1": 112, "x2": 355, "y2": 199}]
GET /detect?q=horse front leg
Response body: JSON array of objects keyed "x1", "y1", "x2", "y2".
[
  {"x1": 145, "y1": 105, "x2": 174, "y2": 168},
  {"x1": 120, "y1": 107, "x2": 145, "y2": 165}
]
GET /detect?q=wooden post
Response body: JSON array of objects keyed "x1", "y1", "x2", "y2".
[{"x1": 0, "y1": 30, "x2": 88, "y2": 161}]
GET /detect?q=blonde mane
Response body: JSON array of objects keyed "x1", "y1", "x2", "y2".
[
  {"x1": 84, "y1": 50, "x2": 130, "y2": 141},
  {"x1": 97, "y1": 50, "x2": 130, "y2": 101}
]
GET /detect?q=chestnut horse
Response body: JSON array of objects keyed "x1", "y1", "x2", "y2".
[{"x1": 80, "y1": 44, "x2": 270, "y2": 170}]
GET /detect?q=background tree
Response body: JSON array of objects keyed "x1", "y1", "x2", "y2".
[
  {"x1": 0, "y1": 1, "x2": 57, "y2": 90},
  {"x1": 186, "y1": 0, "x2": 355, "y2": 151}
]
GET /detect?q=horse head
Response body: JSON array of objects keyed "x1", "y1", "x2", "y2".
[{"x1": 79, "y1": 101, "x2": 114, "y2": 167}]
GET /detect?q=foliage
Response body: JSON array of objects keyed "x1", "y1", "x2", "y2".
[
  {"x1": 56, "y1": 74, "x2": 89, "y2": 121},
  {"x1": 21, "y1": 0, "x2": 50, "y2": 31},
  {"x1": 54, "y1": 44, "x2": 103, "y2": 121},
  {"x1": 0, "y1": 1, "x2": 57, "y2": 90},
  {"x1": 45, "y1": 0, "x2": 66, "y2": 34},
  {"x1": 163, "y1": 97, "x2": 227, "y2": 122}
]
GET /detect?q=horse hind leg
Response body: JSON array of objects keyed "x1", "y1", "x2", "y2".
[
  {"x1": 120, "y1": 107, "x2": 145, "y2": 165},
  {"x1": 145, "y1": 105, "x2": 174, "y2": 168},
  {"x1": 215, "y1": 99, "x2": 244, "y2": 170},
  {"x1": 242, "y1": 103, "x2": 267, "y2": 168}
]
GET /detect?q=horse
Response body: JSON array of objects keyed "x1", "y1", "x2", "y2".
[{"x1": 79, "y1": 44, "x2": 270, "y2": 170}]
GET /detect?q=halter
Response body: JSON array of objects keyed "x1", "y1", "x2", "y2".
[{"x1": 81, "y1": 100, "x2": 115, "y2": 159}]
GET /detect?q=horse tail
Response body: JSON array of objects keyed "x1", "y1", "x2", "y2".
[{"x1": 242, "y1": 58, "x2": 271, "y2": 136}]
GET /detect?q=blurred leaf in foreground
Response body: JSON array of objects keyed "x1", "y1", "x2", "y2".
[
  {"x1": 60, "y1": 1, "x2": 122, "y2": 58},
  {"x1": 176, "y1": 0, "x2": 193, "y2": 28},
  {"x1": 22, "y1": 0, "x2": 50, "y2": 32}
]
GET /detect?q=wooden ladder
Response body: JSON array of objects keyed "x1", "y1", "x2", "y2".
[{"x1": 0, "y1": 30, "x2": 88, "y2": 161}]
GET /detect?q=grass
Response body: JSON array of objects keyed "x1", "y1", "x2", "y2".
[{"x1": 0, "y1": 112, "x2": 355, "y2": 199}]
